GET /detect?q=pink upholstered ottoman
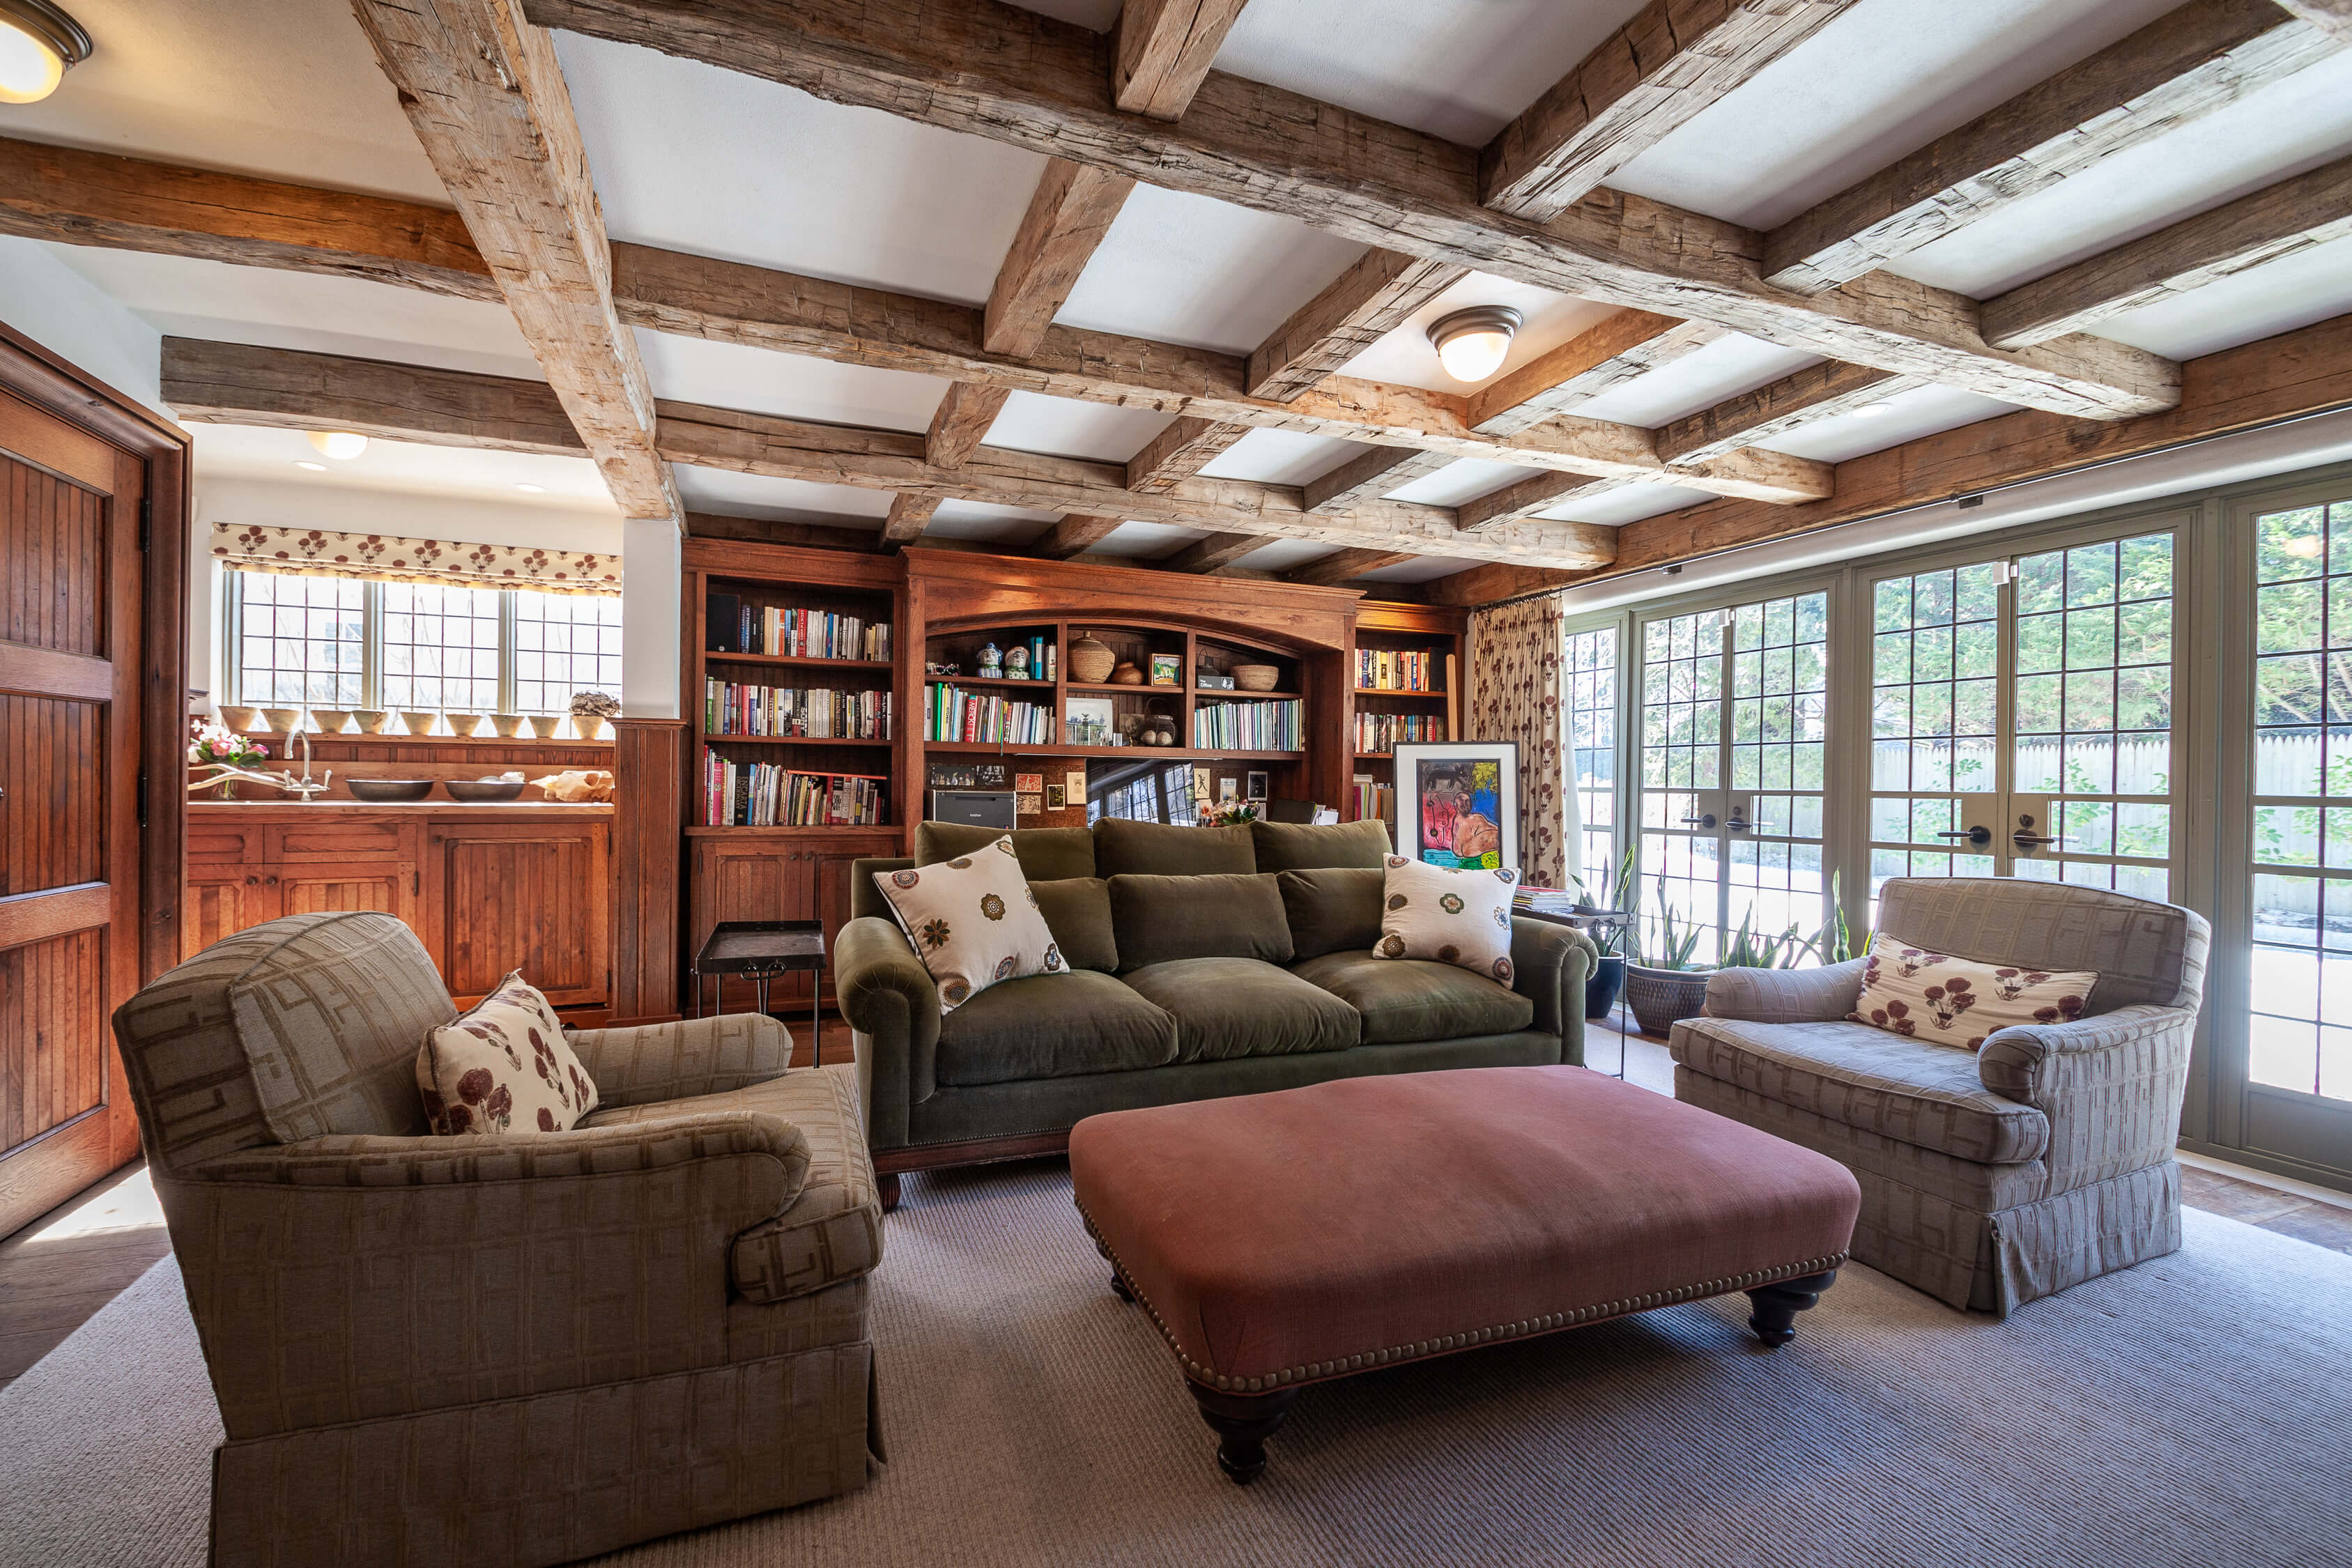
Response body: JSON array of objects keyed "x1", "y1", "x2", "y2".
[{"x1": 1070, "y1": 1065, "x2": 1861, "y2": 1482}]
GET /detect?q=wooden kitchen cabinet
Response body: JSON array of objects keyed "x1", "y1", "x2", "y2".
[{"x1": 686, "y1": 830, "x2": 896, "y2": 1015}]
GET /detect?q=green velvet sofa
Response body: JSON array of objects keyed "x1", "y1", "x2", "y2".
[{"x1": 836, "y1": 815, "x2": 1594, "y2": 1204}]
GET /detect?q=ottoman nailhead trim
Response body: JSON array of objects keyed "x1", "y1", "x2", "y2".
[{"x1": 1075, "y1": 1198, "x2": 1847, "y2": 1393}]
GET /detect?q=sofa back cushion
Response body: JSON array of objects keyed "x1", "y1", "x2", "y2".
[
  {"x1": 1033, "y1": 877, "x2": 1119, "y2": 973},
  {"x1": 1876, "y1": 877, "x2": 2208, "y2": 1013},
  {"x1": 1110, "y1": 873, "x2": 1293, "y2": 970},
  {"x1": 917, "y1": 820, "x2": 1096, "y2": 881},
  {"x1": 1279, "y1": 867, "x2": 1385, "y2": 959},
  {"x1": 1094, "y1": 817, "x2": 1255, "y2": 877},
  {"x1": 1250, "y1": 817, "x2": 1391, "y2": 871}
]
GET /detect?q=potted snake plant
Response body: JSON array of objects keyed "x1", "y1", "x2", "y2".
[{"x1": 1622, "y1": 885, "x2": 1716, "y2": 1037}]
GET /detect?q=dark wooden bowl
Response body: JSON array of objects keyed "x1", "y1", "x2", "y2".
[
  {"x1": 443, "y1": 778, "x2": 525, "y2": 803},
  {"x1": 346, "y1": 778, "x2": 436, "y2": 802}
]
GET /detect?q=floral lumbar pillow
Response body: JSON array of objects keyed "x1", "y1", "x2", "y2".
[
  {"x1": 1847, "y1": 934, "x2": 2098, "y2": 1051},
  {"x1": 872, "y1": 836, "x2": 1066, "y2": 1013},
  {"x1": 416, "y1": 971, "x2": 600, "y2": 1135},
  {"x1": 1371, "y1": 853, "x2": 1519, "y2": 984}
]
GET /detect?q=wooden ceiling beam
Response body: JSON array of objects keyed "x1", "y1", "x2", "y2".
[
  {"x1": 1245, "y1": 249, "x2": 1468, "y2": 402},
  {"x1": 926, "y1": 382, "x2": 1008, "y2": 469},
  {"x1": 1159, "y1": 531, "x2": 1275, "y2": 573},
  {"x1": 1982, "y1": 151, "x2": 2352, "y2": 348},
  {"x1": 1653, "y1": 362, "x2": 1927, "y2": 465},
  {"x1": 1029, "y1": 514, "x2": 1125, "y2": 559},
  {"x1": 1127, "y1": 416, "x2": 1252, "y2": 493},
  {"x1": 1456, "y1": 472, "x2": 1632, "y2": 533},
  {"x1": 983, "y1": 157, "x2": 1136, "y2": 358},
  {"x1": 879, "y1": 493, "x2": 939, "y2": 545},
  {"x1": 1481, "y1": 0, "x2": 1861, "y2": 222},
  {"x1": 350, "y1": 0, "x2": 678, "y2": 522},
  {"x1": 1762, "y1": 0, "x2": 2342, "y2": 294},
  {"x1": 521, "y1": 0, "x2": 2180, "y2": 422},
  {"x1": 1286, "y1": 547, "x2": 1416, "y2": 586},
  {"x1": 2275, "y1": 0, "x2": 2352, "y2": 42},
  {"x1": 1115, "y1": 0, "x2": 1252, "y2": 119},
  {"x1": 686, "y1": 509, "x2": 884, "y2": 551},
  {"x1": 1465, "y1": 311, "x2": 1727, "y2": 433},
  {"x1": 160, "y1": 336, "x2": 585, "y2": 454},
  {"x1": 1303, "y1": 447, "x2": 1452, "y2": 514}
]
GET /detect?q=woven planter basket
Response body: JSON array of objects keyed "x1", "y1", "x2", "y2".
[
  {"x1": 1069, "y1": 632, "x2": 1117, "y2": 684},
  {"x1": 1232, "y1": 663, "x2": 1280, "y2": 691},
  {"x1": 1622, "y1": 964, "x2": 1714, "y2": 1038}
]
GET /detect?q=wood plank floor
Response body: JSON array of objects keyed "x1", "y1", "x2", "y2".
[{"x1": 1, "y1": 1036, "x2": 2346, "y2": 1391}]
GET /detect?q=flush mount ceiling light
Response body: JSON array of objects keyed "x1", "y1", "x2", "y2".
[
  {"x1": 1426, "y1": 305, "x2": 1522, "y2": 384},
  {"x1": 0, "y1": 0, "x2": 91, "y2": 104},
  {"x1": 1852, "y1": 400, "x2": 1898, "y2": 419},
  {"x1": 307, "y1": 430, "x2": 369, "y2": 461}
]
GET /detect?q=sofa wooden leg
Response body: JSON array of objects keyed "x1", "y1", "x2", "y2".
[
  {"x1": 1109, "y1": 1270, "x2": 1135, "y2": 1302},
  {"x1": 877, "y1": 1172, "x2": 901, "y2": 1213},
  {"x1": 1746, "y1": 1269, "x2": 1838, "y2": 1346},
  {"x1": 1187, "y1": 1383, "x2": 1299, "y2": 1485}
]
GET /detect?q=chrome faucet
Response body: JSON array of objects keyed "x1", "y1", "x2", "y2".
[{"x1": 188, "y1": 725, "x2": 333, "y2": 801}]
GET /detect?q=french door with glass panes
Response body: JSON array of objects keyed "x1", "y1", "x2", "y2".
[
  {"x1": 1636, "y1": 589, "x2": 1830, "y2": 964},
  {"x1": 1863, "y1": 522, "x2": 2182, "y2": 914}
]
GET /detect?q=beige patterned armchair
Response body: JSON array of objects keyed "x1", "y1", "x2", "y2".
[
  {"x1": 1670, "y1": 878, "x2": 2209, "y2": 1316},
  {"x1": 111, "y1": 911, "x2": 884, "y2": 1567}
]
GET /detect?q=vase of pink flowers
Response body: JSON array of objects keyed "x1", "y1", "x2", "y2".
[{"x1": 189, "y1": 720, "x2": 269, "y2": 799}]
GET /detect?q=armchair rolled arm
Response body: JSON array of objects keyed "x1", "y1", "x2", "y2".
[
  {"x1": 1510, "y1": 917, "x2": 1594, "y2": 1066},
  {"x1": 1704, "y1": 958, "x2": 1868, "y2": 1024},
  {"x1": 567, "y1": 1013, "x2": 795, "y2": 1109},
  {"x1": 833, "y1": 915, "x2": 942, "y2": 1149},
  {"x1": 1977, "y1": 1003, "x2": 2199, "y2": 1192}
]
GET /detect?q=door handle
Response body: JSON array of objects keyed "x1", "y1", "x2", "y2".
[
  {"x1": 1679, "y1": 814, "x2": 1718, "y2": 829},
  {"x1": 2011, "y1": 813, "x2": 2065, "y2": 849},
  {"x1": 1935, "y1": 827, "x2": 1992, "y2": 845}
]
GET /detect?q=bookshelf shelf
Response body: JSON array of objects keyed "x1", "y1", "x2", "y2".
[
  {"x1": 699, "y1": 732, "x2": 891, "y2": 748},
  {"x1": 1199, "y1": 687, "x2": 1300, "y2": 700},
  {"x1": 1353, "y1": 686, "x2": 1445, "y2": 698},
  {"x1": 705, "y1": 652, "x2": 895, "y2": 672}
]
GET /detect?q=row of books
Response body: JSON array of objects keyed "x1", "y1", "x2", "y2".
[
  {"x1": 925, "y1": 684, "x2": 1056, "y2": 745},
  {"x1": 1356, "y1": 648, "x2": 1440, "y2": 692},
  {"x1": 721, "y1": 605, "x2": 891, "y2": 662},
  {"x1": 1353, "y1": 713, "x2": 1445, "y2": 753},
  {"x1": 1351, "y1": 776, "x2": 1397, "y2": 822},
  {"x1": 705, "y1": 679, "x2": 892, "y2": 740},
  {"x1": 702, "y1": 753, "x2": 888, "y2": 827},
  {"x1": 1193, "y1": 698, "x2": 1302, "y2": 752}
]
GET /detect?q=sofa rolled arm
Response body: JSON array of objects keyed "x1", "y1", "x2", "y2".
[
  {"x1": 834, "y1": 914, "x2": 941, "y2": 1149},
  {"x1": 567, "y1": 1012, "x2": 795, "y2": 1109},
  {"x1": 1510, "y1": 916, "x2": 1594, "y2": 1066},
  {"x1": 1703, "y1": 957, "x2": 1868, "y2": 1024},
  {"x1": 1977, "y1": 1003, "x2": 2199, "y2": 1192}
]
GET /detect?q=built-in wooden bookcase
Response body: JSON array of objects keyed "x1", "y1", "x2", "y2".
[{"x1": 1346, "y1": 602, "x2": 1468, "y2": 829}]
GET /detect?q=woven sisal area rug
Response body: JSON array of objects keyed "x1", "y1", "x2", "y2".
[{"x1": 3, "y1": 1158, "x2": 2349, "y2": 1568}]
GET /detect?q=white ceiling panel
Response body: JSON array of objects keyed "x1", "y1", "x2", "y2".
[
  {"x1": 555, "y1": 31, "x2": 1045, "y2": 303},
  {"x1": 672, "y1": 466, "x2": 892, "y2": 523},
  {"x1": 1614, "y1": 0, "x2": 2183, "y2": 230},
  {"x1": 1216, "y1": 0, "x2": 1650, "y2": 146},
  {"x1": 1569, "y1": 335, "x2": 1824, "y2": 429},
  {"x1": 981, "y1": 392, "x2": 1174, "y2": 463},
  {"x1": 1755, "y1": 385, "x2": 2017, "y2": 463},
  {"x1": 2093, "y1": 231, "x2": 2352, "y2": 362},
  {"x1": 1197, "y1": 429, "x2": 1362, "y2": 486},
  {"x1": 1388, "y1": 460, "x2": 1530, "y2": 508},
  {"x1": 1054, "y1": 185, "x2": 1365, "y2": 354},
  {"x1": 191, "y1": 425, "x2": 615, "y2": 511},
  {"x1": 49, "y1": 248, "x2": 541, "y2": 381},
  {"x1": 1090, "y1": 522, "x2": 1212, "y2": 558},
  {"x1": 1360, "y1": 555, "x2": 1477, "y2": 583},
  {"x1": 636, "y1": 332, "x2": 945, "y2": 432},
  {"x1": 1337, "y1": 273, "x2": 1618, "y2": 395},
  {"x1": 1896, "y1": 52, "x2": 2352, "y2": 298},
  {"x1": 3, "y1": 0, "x2": 445, "y2": 201},
  {"x1": 1229, "y1": 539, "x2": 1339, "y2": 572},
  {"x1": 925, "y1": 500, "x2": 1061, "y2": 547},
  {"x1": 1537, "y1": 484, "x2": 1714, "y2": 527}
]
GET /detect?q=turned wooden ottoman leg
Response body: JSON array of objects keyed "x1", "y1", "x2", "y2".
[
  {"x1": 1187, "y1": 1383, "x2": 1300, "y2": 1485},
  {"x1": 1746, "y1": 1270, "x2": 1838, "y2": 1346},
  {"x1": 876, "y1": 1172, "x2": 901, "y2": 1213}
]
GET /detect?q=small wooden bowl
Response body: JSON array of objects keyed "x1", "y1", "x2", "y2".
[
  {"x1": 352, "y1": 710, "x2": 392, "y2": 734},
  {"x1": 489, "y1": 714, "x2": 527, "y2": 737},
  {"x1": 1232, "y1": 663, "x2": 1281, "y2": 692},
  {"x1": 528, "y1": 714, "x2": 566, "y2": 739},
  {"x1": 309, "y1": 709, "x2": 353, "y2": 735},
  {"x1": 219, "y1": 706, "x2": 261, "y2": 734},
  {"x1": 445, "y1": 713, "x2": 489, "y2": 737},
  {"x1": 260, "y1": 707, "x2": 301, "y2": 734},
  {"x1": 401, "y1": 711, "x2": 440, "y2": 737}
]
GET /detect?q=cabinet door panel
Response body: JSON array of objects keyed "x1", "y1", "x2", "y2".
[
  {"x1": 181, "y1": 870, "x2": 273, "y2": 959},
  {"x1": 689, "y1": 842, "x2": 815, "y2": 1013},
  {"x1": 277, "y1": 861, "x2": 413, "y2": 922},
  {"x1": 268, "y1": 819, "x2": 415, "y2": 863},
  {"x1": 428, "y1": 822, "x2": 609, "y2": 1006}
]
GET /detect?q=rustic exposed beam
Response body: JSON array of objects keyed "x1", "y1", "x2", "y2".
[
  {"x1": 1434, "y1": 304, "x2": 2352, "y2": 604},
  {"x1": 1286, "y1": 547, "x2": 1416, "y2": 586},
  {"x1": 1115, "y1": 0, "x2": 1252, "y2": 118},
  {"x1": 1127, "y1": 416, "x2": 1251, "y2": 492},
  {"x1": 1245, "y1": 249, "x2": 1468, "y2": 402},
  {"x1": 351, "y1": 0, "x2": 678, "y2": 521},
  {"x1": 1456, "y1": 472, "x2": 1631, "y2": 532},
  {"x1": 525, "y1": 0, "x2": 2181, "y2": 421},
  {"x1": 1481, "y1": 0, "x2": 1861, "y2": 222},
  {"x1": 926, "y1": 381, "x2": 1008, "y2": 469},
  {"x1": 1763, "y1": 0, "x2": 2341, "y2": 293},
  {"x1": 1654, "y1": 362, "x2": 1925, "y2": 465},
  {"x1": 0, "y1": 135, "x2": 495, "y2": 300},
  {"x1": 686, "y1": 509, "x2": 883, "y2": 551},
  {"x1": 2275, "y1": 0, "x2": 2352, "y2": 43},
  {"x1": 1466, "y1": 312, "x2": 1726, "y2": 433},
  {"x1": 1982, "y1": 151, "x2": 2352, "y2": 348},
  {"x1": 1030, "y1": 514, "x2": 1125, "y2": 558},
  {"x1": 160, "y1": 337, "x2": 585, "y2": 454},
  {"x1": 1159, "y1": 531, "x2": 1275, "y2": 573},
  {"x1": 984, "y1": 157, "x2": 1136, "y2": 358},
  {"x1": 879, "y1": 493, "x2": 939, "y2": 545},
  {"x1": 1303, "y1": 447, "x2": 1452, "y2": 513}
]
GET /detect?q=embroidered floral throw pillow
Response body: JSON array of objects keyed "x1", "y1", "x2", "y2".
[
  {"x1": 416, "y1": 971, "x2": 600, "y2": 1135},
  {"x1": 1847, "y1": 935, "x2": 2098, "y2": 1051},
  {"x1": 1371, "y1": 854, "x2": 1519, "y2": 984},
  {"x1": 872, "y1": 836, "x2": 1066, "y2": 1014}
]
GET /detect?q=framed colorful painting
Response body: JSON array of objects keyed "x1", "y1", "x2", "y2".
[{"x1": 1393, "y1": 741, "x2": 1519, "y2": 871}]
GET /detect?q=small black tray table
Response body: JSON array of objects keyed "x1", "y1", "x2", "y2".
[{"x1": 691, "y1": 919, "x2": 825, "y2": 1066}]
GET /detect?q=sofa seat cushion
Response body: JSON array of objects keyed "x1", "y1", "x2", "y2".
[
  {"x1": 1290, "y1": 951, "x2": 1535, "y2": 1045},
  {"x1": 933, "y1": 971, "x2": 1178, "y2": 1087},
  {"x1": 584, "y1": 1063, "x2": 881, "y2": 1303},
  {"x1": 1670, "y1": 1017, "x2": 2050, "y2": 1165},
  {"x1": 1122, "y1": 957, "x2": 1361, "y2": 1063}
]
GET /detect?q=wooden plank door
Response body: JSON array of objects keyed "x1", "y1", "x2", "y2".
[{"x1": 0, "y1": 388, "x2": 145, "y2": 1236}]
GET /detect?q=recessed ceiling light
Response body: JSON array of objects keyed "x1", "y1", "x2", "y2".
[
  {"x1": 1427, "y1": 306, "x2": 1523, "y2": 383},
  {"x1": 1852, "y1": 401, "x2": 1898, "y2": 419},
  {"x1": 307, "y1": 430, "x2": 369, "y2": 461},
  {"x1": 0, "y1": 0, "x2": 93, "y2": 105},
  {"x1": 514, "y1": 482, "x2": 546, "y2": 493},
  {"x1": 293, "y1": 460, "x2": 327, "y2": 472}
]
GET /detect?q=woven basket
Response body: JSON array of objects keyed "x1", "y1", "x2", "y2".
[
  {"x1": 1232, "y1": 663, "x2": 1280, "y2": 691},
  {"x1": 1622, "y1": 964, "x2": 1714, "y2": 1038},
  {"x1": 1069, "y1": 632, "x2": 1116, "y2": 684}
]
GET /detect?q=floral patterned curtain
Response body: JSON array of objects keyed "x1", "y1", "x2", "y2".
[
  {"x1": 209, "y1": 524, "x2": 620, "y2": 596},
  {"x1": 1468, "y1": 593, "x2": 1578, "y2": 890}
]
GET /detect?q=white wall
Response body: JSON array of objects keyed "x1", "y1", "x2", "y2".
[{"x1": 0, "y1": 236, "x2": 167, "y2": 416}]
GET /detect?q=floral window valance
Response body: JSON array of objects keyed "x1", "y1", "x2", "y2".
[{"x1": 210, "y1": 524, "x2": 620, "y2": 597}]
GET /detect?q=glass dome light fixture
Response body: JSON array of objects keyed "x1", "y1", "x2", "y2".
[
  {"x1": 307, "y1": 430, "x2": 369, "y2": 461},
  {"x1": 1426, "y1": 305, "x2": 1523, "y2": 384},
  {"x1": 1851, "y1": 400, "x2": 1898, "y2": 419},
  {"x1": 0, "y1": 0, "x2": 91, "y2": 105}
]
